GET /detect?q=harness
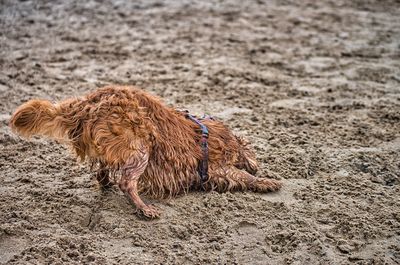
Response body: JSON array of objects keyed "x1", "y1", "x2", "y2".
[{"x1": 180, "y1": 110, "x2": 212, "y2": 186}]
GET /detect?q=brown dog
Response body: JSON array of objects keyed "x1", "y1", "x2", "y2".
[{"x1": 9, "y1": 86, "x2": 281, "y2": 218}]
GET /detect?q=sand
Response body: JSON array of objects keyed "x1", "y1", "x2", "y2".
[{"x1": 0, "y1": 0, "x2": 399, "y2": 264}]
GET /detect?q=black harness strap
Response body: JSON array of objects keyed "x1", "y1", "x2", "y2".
[{"x1": 181, "y1": 110, "x2": 210, "y2": 185}]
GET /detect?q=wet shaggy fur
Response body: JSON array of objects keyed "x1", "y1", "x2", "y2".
[{"x1": 9, "y1": 86, "x2": 281, "y2": 218}]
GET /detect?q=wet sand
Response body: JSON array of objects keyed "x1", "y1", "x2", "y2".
[{"x1": 1, "y1": 0, "x2": 399, "y2": 264}]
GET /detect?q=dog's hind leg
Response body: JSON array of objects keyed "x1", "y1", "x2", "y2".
[
  {"x1": 119, "y1": 150, "x2": 160, "y2": 219},
  {"x1": 208, "y1": 166, "x2": 281, "y2": 193},
  {"x1": 96, "y1": 163, "x2": 113, "y2": 189}
]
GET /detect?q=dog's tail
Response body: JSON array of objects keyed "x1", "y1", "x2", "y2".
[{"x1": 9, "y1": 99, "x2": 65, "y2": 140}]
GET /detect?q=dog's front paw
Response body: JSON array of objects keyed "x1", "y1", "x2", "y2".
[
  {"x1": 250, "y1": 177, "x2": 282, "y2": 192},
  {"x1": 138, "y1": 205, "x2": 161, "y2": 219}
]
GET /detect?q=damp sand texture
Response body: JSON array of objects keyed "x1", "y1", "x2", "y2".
[{"x1": 1, "y1": 0, "x2": 400, "y2": 264}]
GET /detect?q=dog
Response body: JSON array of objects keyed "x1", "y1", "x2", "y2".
[{"x1": 9, "y1": 86, "x2": 281, "y2": 218}]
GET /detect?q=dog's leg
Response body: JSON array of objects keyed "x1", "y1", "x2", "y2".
[
  {"x1": 96, "y1": 164, "x2": 113, "y2": 189},
  {"x1": 235, "y1": 137, "x2": 259, "y2": 175},
  {"x1": 235, "y1": 149, "x2": 259, "y2": 175},
  {"x1": 119, "y1": 151, "x2": 160, "y2": 219},
  {"x1": 209, "y1": 166, "x2": 281, "y2": 193}
]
